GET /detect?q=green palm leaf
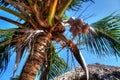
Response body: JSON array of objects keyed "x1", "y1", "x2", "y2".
[
  {"x1": 83, "y1": 12, "x2": 120, "y2": 57},
  {"x1": 69, "y1": 0, "x2": 94, "y2": 10},
  {"x1": 0, "y1": 28, "x2": 16, "y2": 72},
  {"x1": 0, "y1": 28, "x2": 16, "y2": 53},
  {"x1": 47, "y1": 44, "x2": 68, "y2": 79},
  {"x1": 36, "y1": 44, "x2": 69, "y2": 80}
]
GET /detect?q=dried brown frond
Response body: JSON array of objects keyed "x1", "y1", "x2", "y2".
[
  {"x1": 10, "y1": 28, "x2": 47, "y2": 73},
  {"x1": 33, "y1": 1, "x2": 47, "y2": 27}
]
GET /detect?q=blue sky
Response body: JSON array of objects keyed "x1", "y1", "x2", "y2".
[{"x1": 0, "y1": 0, "x2": 120, "y2": 80}]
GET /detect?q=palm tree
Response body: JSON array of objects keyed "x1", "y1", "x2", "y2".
[
  {"x1": 0, "y1": 0, "x2": 94, "y2": 80},
  {"x1": 0, "y1": 0, "x2": 120, "y2": 80}
]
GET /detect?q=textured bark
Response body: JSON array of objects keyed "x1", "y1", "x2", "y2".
[
  {"x1": 54, "y1": 63, "x2": 120, "y2": 80},
  {"x1": 20, "y1": 35, "x2": 50, "y2": 80}
]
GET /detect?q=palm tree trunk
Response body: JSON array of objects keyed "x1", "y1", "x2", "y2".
[{"x1": 19, "y1": 35, "x2": 50, "y2": 80}]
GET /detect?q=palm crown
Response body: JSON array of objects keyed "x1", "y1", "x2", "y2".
[{"x1": 0, "y1": 0, "x2": 120, "y2": 80}]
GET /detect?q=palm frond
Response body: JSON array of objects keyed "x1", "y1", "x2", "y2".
[
  {"x1": 57, "y1": 0, "x2": 72, "y2": 17},
  {"x1": 0, "y1": 28, "x2": 16, "y2": 73},
  {"x1": 0, "y1": 6, "x2": 27, "y2": 21},
  {"x1": 0, "y1": 28, "x2": 16, "y2": 53},
  {"x1": 48, "y1": 44, "x2": 68, "y2": 79},
  {"x1": 0, "y1": 16, "x2": 24, "y2": 28},
  {"x1": 48, "y1": 0, "x2": 58, "y2": 26},
  {"x1": 82, "y1": 12, "x2": 120, "y2": 57},
  {"x1": 0, "y1": 0, "x2": 9, "y2": 6},
  {"x1": 37, "y1": 44, "x2": 69, "y2": 80},
  {"x1": 69, "y1": 0, "x2": 94, "y2": 10}
]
